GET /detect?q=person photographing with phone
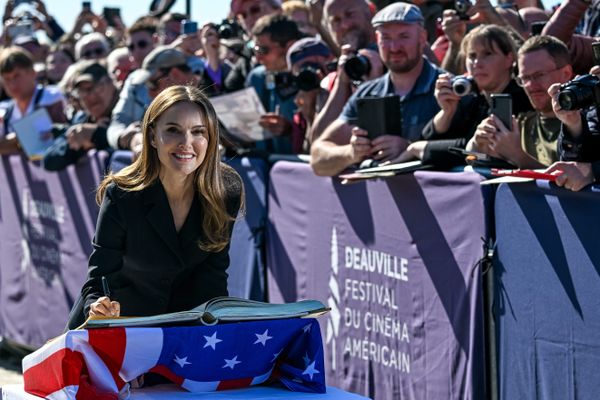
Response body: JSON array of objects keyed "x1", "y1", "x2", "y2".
[
  {"x1": 397, "y1": 24, "x2": 532, "y2": 167},
  {"x1": 66, "y1": 85, "x2": 243, "y2": 329},
  {"x1": 467, "y1": 35, "x2": 573, "y2": 169}
]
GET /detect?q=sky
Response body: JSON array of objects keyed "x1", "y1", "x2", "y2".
[
  {"x1": 1, "y1": 0, "x2": 561, "y2": 37},
  {"x1": 0, "y1": 0, "x2": 231, "y2": 32}
]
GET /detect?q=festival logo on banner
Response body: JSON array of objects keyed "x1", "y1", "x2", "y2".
[
  {"x1": 326, "y1": 226, "x2": 411, "y2": 373},
  {"x1": 20, "y1": 187, "x2": 66, "y2": 285}
]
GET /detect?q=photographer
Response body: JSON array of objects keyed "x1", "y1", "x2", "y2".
[
  {"x1": 197, "y1": 23, "x2": 232, "y2": 97},
  {"x1": 286, "y1": 37, "x2": 335, "y2": 153},
  {"x1": 468, "y1": 35, "x2": 572, "y2": 168},
  {"x1": 245, "y1": 14, "x2": 303, "y2": 154},
  {"x1": 309, "y1": 0, "x2": 382, "y2": 145},
  {"x1": 546, "y1": 64, "x2": 600, "y2": 191},
  {"x1": 403, "y1": 24, "x2": 531, "y2": 167},
  {"x1": 310, "y1": 2, "x2": 442, "y2": 176}
]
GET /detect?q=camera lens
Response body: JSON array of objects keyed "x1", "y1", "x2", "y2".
[
  {"x1": 218, "y1": 25, "x2": 233, "y2": 39},
  {"x1": 344, "y1": 55, "x2": 371, "y2": 81},
  {"x1": 296, "y1": 67, "x2": 320, "y2": 91},
  {"x1": 451, "y1": 76, "x2": 477, "y2": 97},
  {"x1": 557, "y1": 90, "x2": 576, "y2": 111}
]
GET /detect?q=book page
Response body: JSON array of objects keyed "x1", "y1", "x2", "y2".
[
  {"x1": 12, "y1": 108, "x2": 54, "y2": 160},
  {"x1": 210, "y1": 87, "x2": 271, "y2": 142}
]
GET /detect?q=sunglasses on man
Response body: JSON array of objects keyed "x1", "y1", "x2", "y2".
[{"x1": 127, "y1": 40, "x2": 150, "y2": 51}]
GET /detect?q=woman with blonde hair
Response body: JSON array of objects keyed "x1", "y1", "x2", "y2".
[{"x1": 66, "y1": 85, "x2": 243, "y2": 329}]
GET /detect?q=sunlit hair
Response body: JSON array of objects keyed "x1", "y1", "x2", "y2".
[
  {"x1": 460, "y1": 24, "x2": 517, "y2": 66},
  {"x1": 97, "y1": 85, "x2": 238, "y2": 252}
]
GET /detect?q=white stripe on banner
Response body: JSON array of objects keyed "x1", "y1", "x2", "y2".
[
  {"x1": 181, "y1": 379, "x2": 220, "y2": 392},
  {"x1": 120, "y1": 328, "x2": 164, "y2": 381},
  {"x1": 251, "y1": 367, "x2": 274, "y2": 385},
  {"x1": 22, "y1": 331, "x2": 89, "y2": 371},
  {"x1": 47, "y1": 385, "x2": 79, "y2": 400}
]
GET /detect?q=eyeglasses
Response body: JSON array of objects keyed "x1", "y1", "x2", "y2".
[
  {"x1": 127, "y1": 40, "x2": 150, "y2": 51},
  {"x1": 81, "y1": 47, "x2": 106, "y2": 59},
  {"x1": 516, "y1": 66, "x2": 564, "y2": 87},
  {"x1": 239, "y1": 5, "x2": 262, "y2": 20},
  {"x1": 146, "y1": 67, "x2": 172, "y2": 91}
]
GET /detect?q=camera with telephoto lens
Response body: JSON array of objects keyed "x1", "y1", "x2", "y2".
[
  {"x1": 557, "y1": 74, "x2": 600, "y2": 111},
  {"x1": 216, "y1": 19, "x2": 244, "y2": 39},
  {"x1": 451, "y1": 75, "x2": 478, "y2": 96},
  {"x1": 344, "y1": 54, "x2": 371, "y2": 81},
  {"x1": 274, "y1": 63, "x2": 323, "y2": 98}
]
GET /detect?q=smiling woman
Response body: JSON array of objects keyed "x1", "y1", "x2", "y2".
[{"x1": 66, "y1": 85, "x2": 244, "y2": 330}]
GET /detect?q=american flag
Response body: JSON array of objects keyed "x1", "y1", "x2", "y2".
[{"x1": 22, "y1": 318, "x2": 325, "y2": 399}]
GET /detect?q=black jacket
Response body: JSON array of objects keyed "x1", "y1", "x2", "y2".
[{"x1": 66, "y1": 165, "x2": 243, "y2": 329}]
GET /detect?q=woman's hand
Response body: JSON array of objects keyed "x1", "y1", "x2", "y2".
[
  {"x1": 89, "y1": 296, "x2": 120, "y2": 318},
  {"x1": 434, "y1": 73, "x2": 461, "y2": 113}
]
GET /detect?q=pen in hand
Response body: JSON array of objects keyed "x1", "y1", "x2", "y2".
[{"x1": 102, "y1": 276, "x2": 111, "y2": 298}]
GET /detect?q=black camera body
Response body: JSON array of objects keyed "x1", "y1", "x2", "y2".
[
  {"x1": 344, "y1": 54, "x2": 371, "y2": 81},
  {"x1": 274, "y1": 63, "x2": 323, "y2": 98},
  {"x1": 451, "y1": 75, "x2": 478, "y2": 97},
  {"x1": 216, "y1": 19, "x2": 244, "y2": 39},
  {"x1": 455, "y1": 0, "x2": 471, "y2": 20},
  {"x1": 557, "y1": 74, "x2": 600, "y2": 111}
]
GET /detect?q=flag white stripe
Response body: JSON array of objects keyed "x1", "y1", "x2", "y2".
[
  {"x1": 22, "y1": 331, "x2": 89, "y2": 371},
  {"x1": 76, "y1": 337, "x2": 119, "y2": 393},
  {"x1": 119, "y1": 328, "x2": 164, "y2": 381},
  {"x1": 46, "y1": 385, "x2": 79, "y2": 400}
]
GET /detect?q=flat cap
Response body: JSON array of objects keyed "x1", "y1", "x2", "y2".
[
  {"x1": 131, "y1": 46, "x2": 188, "y2": 85},
  {"x1": 371, "y1": 2, "x2": 424, "y2": 27},
  {"x1": 73, "y1": 61, "x2": 109, "y2": 87}
]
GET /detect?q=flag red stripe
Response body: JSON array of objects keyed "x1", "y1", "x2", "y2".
[
  {"x1": 149, "y1": 365, "x2": 185, "y2": 385},
  {"x1": 88, "y1": 328, "x2": 127, "y2": 390},
  {"x1": 23, "y1": 348, "x2": 85, "y2": 397},
  {"x1": 217, "y1": 377, "x2": 253, "y2": 391}
]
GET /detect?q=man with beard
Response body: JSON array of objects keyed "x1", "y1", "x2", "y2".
[
  {"x1": 310, "y1": 2, "x2": 442, "y2": 176},
  {"x1": 468, "y1": 35, "x2": 573, "y2": 168}
]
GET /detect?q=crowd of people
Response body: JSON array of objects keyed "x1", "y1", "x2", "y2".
[{"x1": 1, "y1": 0, "x2": 600, "y2": 191}]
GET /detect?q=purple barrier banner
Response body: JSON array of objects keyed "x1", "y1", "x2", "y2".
[
  {"x1": 0, "y1": 152, "x2": 107, "y2": 347},
  {"x1": 267, "y1": 162, "x2": 486, "y2": 399}
]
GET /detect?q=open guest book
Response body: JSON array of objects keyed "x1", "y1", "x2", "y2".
[{"x1": 81, "y1": 296, "x2": 329, "y2": 329}]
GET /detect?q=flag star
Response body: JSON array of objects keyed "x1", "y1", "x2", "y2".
[
  {"x1": 302, "y1": 361, "x2": 320, "y2": 380},
  {"x1": 223, "y1": 355, "x2": 241, "y2": 369},
  {"x1": 173, "y1": 355, "x2": 191, "y2": 368},
  {"x1": 254, "y1": 329, "x2": 273, "y2": 346},
  {"x1": 271, "y1": 349, "x2": 282, "y2": 362},
  {"x1": 303, "y1": 324, "x2": 312, "y2": 333},
  {"x1": 203, "y1": 331, "x2": 222, "y2": 350},
  {"x1": 303, "y1": 352, "x2": 311, "y2": 367}
]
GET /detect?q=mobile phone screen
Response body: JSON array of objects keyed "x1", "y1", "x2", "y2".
[{"x1": 491, "y1": 94, "x2": 512, "y2": 131}]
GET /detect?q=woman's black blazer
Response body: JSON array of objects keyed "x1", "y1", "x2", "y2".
[{"x1": 66, "y1": 165, "x2": 243, "y2": 329}]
